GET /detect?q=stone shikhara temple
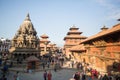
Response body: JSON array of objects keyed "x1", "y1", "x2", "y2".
[{"x1": 9, "y1": 14, "x2": 40, "y2": 61}]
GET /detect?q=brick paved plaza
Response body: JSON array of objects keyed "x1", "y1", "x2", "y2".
[{"x1": 6, "y1": 69, "x2": 78, "y2": 80}]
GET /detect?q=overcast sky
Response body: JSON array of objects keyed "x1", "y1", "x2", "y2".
[{"x1": 0, "y1": 0, "x2": 120, "y2": 47}]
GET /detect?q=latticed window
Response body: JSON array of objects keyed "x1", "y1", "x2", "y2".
[
  {"x1": 114, "y1": 53, "x2": 120, "y2": 58},
  {"x1": 93, "y1": 51, "x2": 98, "y2": 55}
]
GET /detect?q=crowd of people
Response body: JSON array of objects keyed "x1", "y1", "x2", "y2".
[
  {"x1": 70, "y1": 61, "x2": 120, "y2": 80},
  {"x1": 71, "y1": 71, "x2": 120, "y2": 80},
  {"x1": 40, "y1": 54, "x2": 64, "y2": 71},
  {"x1": 0, "y1": 53, "x2": 120, "y2": 80}
]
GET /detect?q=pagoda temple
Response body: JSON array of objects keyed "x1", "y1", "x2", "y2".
[
  {"x1": 40, "y1": 34, "x2": 50, "y2": 56},
  {"x1": 63, "y1": 25, "x2": 87, "y2": 58},
  {"x1": 81, "y1": 23, "x2": 120, "y2": 73},
  {"x1": 9, "y1": 14, "x2": 40, "y2": 62},
  {"x1": 40, "y1": 34, "x2": 57, "y2": 56}
]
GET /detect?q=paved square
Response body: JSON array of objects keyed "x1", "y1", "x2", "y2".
[{"x1": 7, "y1": 69, "x2": 77, "y2": 80}]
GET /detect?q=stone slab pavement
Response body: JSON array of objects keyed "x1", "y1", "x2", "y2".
[{"x1": 5, "y1": 69, "x2": 78, "y2": 80}]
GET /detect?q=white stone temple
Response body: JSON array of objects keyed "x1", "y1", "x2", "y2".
[{"x1": 9, "y1": 14, "x2": 40, "y2": 61}]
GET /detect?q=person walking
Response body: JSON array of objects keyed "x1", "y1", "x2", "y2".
[
  {"x1": 42, "y1": 62, "x2": 45, "y2": 69},
  {"x1": 102, "y1": 74, "x2": 109, "y2": 80},
  {"x1": 47, "y1": 71, "x2": 52, "y2": 80},
  {"x1": 73, "y1": 72, "x2": 80, "y2": 80},
  {"x1": 54, "y1": 63, "x2": 57, "y2": 72},
  {"x1": 47, "y1": 62, "x2": 50, "y2": 68},
  {"x1": 81, "y1": 72, "x2": 86, "y2": 80},
  {"x1": 43, "y1": 70, "x2": 47, "y2": 80},
  {"x1": 13, "y1": 71, "x2": 20, "y2": 80}
]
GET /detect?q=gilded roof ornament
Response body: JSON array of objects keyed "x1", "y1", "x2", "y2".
[{"x1": 101, "y1": 25, "x2": 108, "y2": 31}]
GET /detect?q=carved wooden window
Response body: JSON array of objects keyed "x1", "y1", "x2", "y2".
[
  {"x1": 70, "y1": 39, "x2": 73, "y2": 42},
  {"x1": 93, "y1": 51, "x2": 98, "y2": 55},
  {"x1": 114, "y1": 53, "x2": 120, "y2": 58}
]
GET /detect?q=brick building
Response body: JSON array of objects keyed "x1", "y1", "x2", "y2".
[
  {"x1": 0, "y1": 38, "x2": 11, "y2": 59},
  {"x1": 80, "y1": 23, "x2": 120, "y2": 73}
]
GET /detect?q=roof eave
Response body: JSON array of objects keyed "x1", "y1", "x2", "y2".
[{"x1": 81, "y1": 29, "x2": 120, "y2": 44}]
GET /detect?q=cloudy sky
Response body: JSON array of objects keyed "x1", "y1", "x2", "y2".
[{"x1": 0, "y1": 0, "x2": 120, "y2": 47}]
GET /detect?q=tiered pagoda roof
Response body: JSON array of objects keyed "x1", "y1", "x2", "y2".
[
  {"x1": 67, "y1": 25, "x2": 82, "y2": 35},
  {"x1": 64, "y1": 25, "x2": 87, "y2": 40},
  {"x1": 40, "y1": 34, "x2": 49, "y2": 38},
  {"x1": 40, "y1": 34, "x2": 50, "y2": 43}
]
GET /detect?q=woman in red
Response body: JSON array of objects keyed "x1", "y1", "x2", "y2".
[{"x1": 47, "y1": 71, "x2": 52, "y2": 80}]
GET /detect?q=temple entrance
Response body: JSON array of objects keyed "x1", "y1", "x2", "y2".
[
  {"x1": 31, "y1": 61, "x2": 35, "y2": 69},
  {"x1": 26, "y1": 56, "x2": 40, "y2": 70}
]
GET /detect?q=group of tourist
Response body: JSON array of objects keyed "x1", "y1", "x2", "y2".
[
  {"x1": 40, "y1": 55, "x2": 63, "y2": 71},
  {"x1": 68, "y1": 61, "x2": 120, "y2": 80},
  {"x1": 70, "y1": 68, "x2": 120, "y2": 80}
]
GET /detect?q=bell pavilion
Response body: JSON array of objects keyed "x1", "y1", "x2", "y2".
[{"x1": 9, "y1": 14, "x2": 40, "y2": 62}]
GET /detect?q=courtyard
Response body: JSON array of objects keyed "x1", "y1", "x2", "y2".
[{"x1": 5, "y1": 69, "x2": 78, "y2": 80}]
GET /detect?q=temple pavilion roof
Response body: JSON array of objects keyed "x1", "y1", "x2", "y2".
[
  {"x1": 40, "y1": 34, "x2": 49, "y2": 38},
  {"x1": 67, "y1": 25, "x2": 82, "y2": 35},
  {"x1": 40, "y1": 34, "x2": 50, "y2": 43},
  {"x1": 69, "y1": 25, "x2": 79, "y2": 30},
  {"x1": 81, "y1": 23, "x2": 120, "y2": 43},
  {"x1": 64, "y1": 25, "x2": 87, "y2": 40},
  {"x1": 64, "y1": 35, "x2": 87, "y2": 40},
  {"x1": 67, "y1": 31, "x2": 82, "y2": 35},
  {"x1": 26, "y1": 56, "x2": 40, "y2": 61}
]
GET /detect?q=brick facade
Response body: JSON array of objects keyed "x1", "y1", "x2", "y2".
[{"x1": 81, "y1": 24, "x2": 120, "y2": 73}]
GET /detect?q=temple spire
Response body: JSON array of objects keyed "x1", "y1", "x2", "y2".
[{"x1": 25, "y1": 13, "x2": 31, "y2": 21}]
